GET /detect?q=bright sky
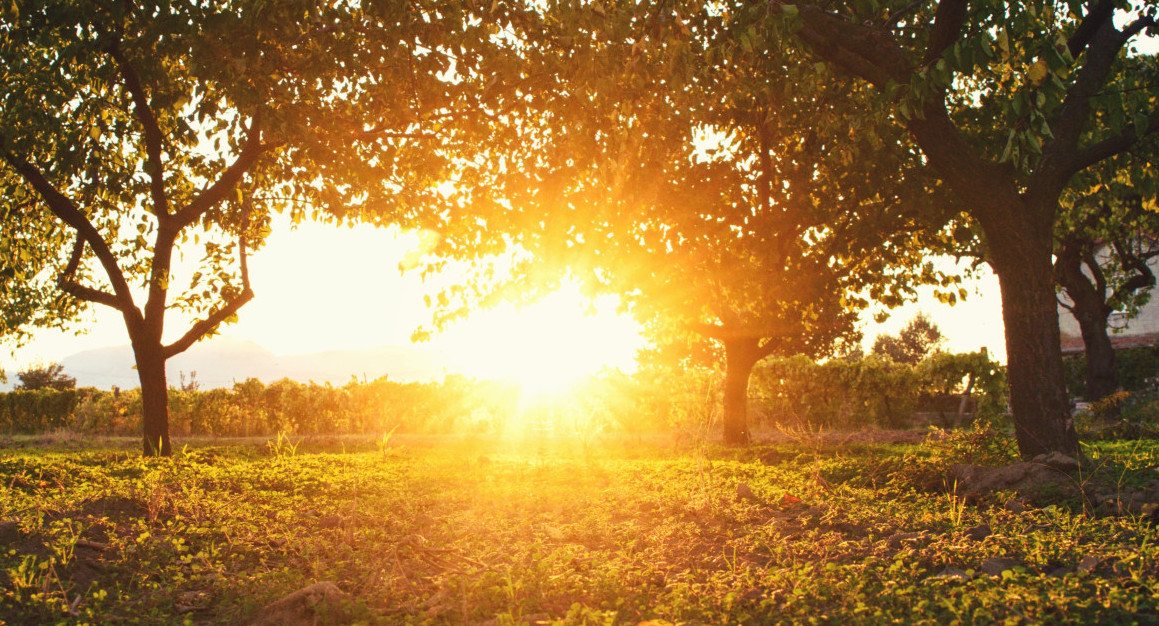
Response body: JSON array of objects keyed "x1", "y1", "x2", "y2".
[
  {"x1": 2, "y1": 216, "x2": 652, "y2": 386},
  {"x1": 3, "y1": 212, "x2": 1008, "y2": 382}
]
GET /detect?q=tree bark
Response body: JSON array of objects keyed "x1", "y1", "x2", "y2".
[
  {"x1": 721, "y1": 337, "x2": 763, "y2": 445},
  {"x1": 988, "y1": 230, "x2": 1080, "y2": 458},
  {"x1": 1074, "y1": 309, "x2": 1119, "y2": 402},
  {"x1": 132, "y1": 339, "x2": 172, "y2": 457}
]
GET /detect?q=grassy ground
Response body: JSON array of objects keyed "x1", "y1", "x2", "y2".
[{"x1": 2, "y1": 431, "x2": 1159, "y2": 624}]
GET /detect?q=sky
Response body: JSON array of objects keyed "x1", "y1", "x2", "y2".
[{"x1": 3, "y1": 213, "x2": 1009, "y2": 381}]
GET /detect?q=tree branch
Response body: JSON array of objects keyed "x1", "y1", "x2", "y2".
[
  {"x1": 882, "y1": 0, "x2": 923, "y2": 30},
  {"x1": 786, "y1": 3, "x2": 912, "y2": 88},
  {"x1": 923, "y1": 0, "x2": 968, "y2": 64},
  {"x1": 1044, "y1": 6, "x2": 1151, "y2": 181},
  {"x1": 106, "y1": 36, "x2": 169, "y2": 218},
  {"x1": 1109, "y1": 237, "x2": 1157, "y2": 307},
  {"x1": 1066, "y1": 0, "x2": 1116, "y2": 58},
  {"x1": 55, "y1": 235, "x2": 124, "y2": 310},
  {"x1": 0, "y1": 139, "x2": 140, "y2": 318},
  {"x1": 1063, "y1": 108, "x2": 1159, "y2": 178},
  {"x1": 162, "y1": 229, "x2": 254, "y2": 359},
  {"x1": 172, "y1": 117, "x2": 267, "y2": 231}
]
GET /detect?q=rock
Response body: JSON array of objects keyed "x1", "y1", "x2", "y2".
[
  {"x1": 962, "y1": 523, "x2": 991, "y2": 541},
  {"x1": 1004, "y1": 498, "x2": 1027, "y2": 513},
  {"x1": 929, "y1": 566, "x2": 972, "y2": 581},
  {"x1": 1031, "y1": 452, "x2": 1081, "y2": 472},
  {"x1": 250, "y1": 582, "x2": 352, "y2": 626},
  {"x1": 1077, "y1": 555, "x2": 1104, "y2": 574},
  {"x1": 886, "y1": 531, "x2": 927, "y2": 550},
  {"x1": 951, "y1": 461, "x2": 1075, "y2": 499},
  {"x1": 979, "y1": 557, "x2": 1021, "y2": 576},
  {"x1": 736, "y1": 482, "x2": 759, "y2": 502}
]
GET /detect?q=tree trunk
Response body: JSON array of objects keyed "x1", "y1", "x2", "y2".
[
  {"x1": 722, "y1": 337, "x2": 763, "y2": 445},
  {"x1": 989, "y1": 236, "x2": 1080, "y2": 459},
  {"x1": 133, "y1": 341, "x2": 172, "y2": 457},
  {"x1": 1074, "y1": 309, "x2": 1120, "y2": 403}
]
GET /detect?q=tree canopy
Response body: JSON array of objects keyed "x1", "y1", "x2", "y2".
[
  {"x1": 770, "y1": 0, "x2": 1159, "y2": 458},
  {"x1": 873, "y1": 313, "x2": 946, "y2": 365},
  {"x1": 0, "y1": 0, "x2": 515, "y2": 454},
  {"x1": 417, "y1": 1, "x2": 960, "y2": 441}
]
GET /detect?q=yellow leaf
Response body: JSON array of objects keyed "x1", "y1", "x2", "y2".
[{"x1": 1028, "y1": 59, "x2": 1048, "y2": 85}]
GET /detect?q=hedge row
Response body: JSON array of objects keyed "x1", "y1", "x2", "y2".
[
  {"x1": 0, "y1": 350, "x2": 1008, "y2": 437},
  {"x1": 748, "y1": 350, "x2": 1007, "y2": 429}
]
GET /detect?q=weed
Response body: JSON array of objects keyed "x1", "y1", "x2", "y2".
[{"x1": 266, "y1": 430, "x2": 300, "y2": 458}]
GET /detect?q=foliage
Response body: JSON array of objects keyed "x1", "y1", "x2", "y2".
[
  {"x1": 1074, "y1": 390, "x2": 1159, "y2": 441},
  {"x1": 0, "y1": 349, "x2": 1009, "y2": 438},
  {"x1": 14, "y1": 361, "x2": 75, "y2": 391},
  {"x1": 421, "y1": 0, "x2": 958, "y2": 443},
  {"x1": 776, "y1": 0, "x2": 1159, "y2": 457},
  {"x1": 872, "y1": 313, "x2": 945, "y2": 365},
  {"x1": 751, "y1": 350, "x2": 1007, "y2": 429},
  {"x1": 1, "y1": 438, "x2": 1158, "y2": 623},
  {"x1": 1063, "y1": 347, "x2": 1159, "y2": 398},
  {"x1": 0, "y1": 0, "x2": 517, "y2": 454}
]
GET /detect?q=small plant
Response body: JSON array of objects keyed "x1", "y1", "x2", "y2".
[
  {"x1": 377, "y1": 425, "x2": 400, "y2": 459},
  {"x1": 267, "y1": 430, "x2": 300, "y2": 458},
  {"x1": 945, "y1": 479, "x2": 965, "y2": 527},
  {"x1": 926, "y1": 422, "x2": 1019, "y2": 466}
]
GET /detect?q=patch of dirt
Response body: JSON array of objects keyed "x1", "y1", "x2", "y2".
[
  {"x1": 755, "y1": 429, "x2": 934, "y2": 446},
  {"x1": 951, "y1": 453, "x2": 1082, "y2": 500}
]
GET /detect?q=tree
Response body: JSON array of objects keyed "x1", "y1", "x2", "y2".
[
  {"x1": 1055, "y1": 194, "x2": 1159, "y2": 405},
  {"x1": 873, "y1": 313, "x2": 945, "y2": 365},
  {"x1": 425, "y1": 2, "x2": 958, "y2": 442},
  {"x1": 1, "y1": 0, "x2": 508, "y2": 455},
  {"x1": 15, "y1": 362, "x2": 76, "y2": 391},
  {"x1": 769, "y1": 0, "x2": 1159, "y2": 458}
]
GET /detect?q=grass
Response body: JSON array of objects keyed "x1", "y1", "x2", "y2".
[{"x1": 2, "y1": 432, "x2": 1159, "y2": 624}]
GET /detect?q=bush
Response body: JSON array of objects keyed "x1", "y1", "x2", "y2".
[{"x1": 749, "y1": 350, "x2": 1007, "y2": 430}]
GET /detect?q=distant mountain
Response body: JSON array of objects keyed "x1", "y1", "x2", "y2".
[{"x1": 37, "y1": 336, "x2": 451, "y2": 390}]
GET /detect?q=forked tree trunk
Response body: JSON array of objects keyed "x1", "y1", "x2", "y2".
[
  {"x1": 721, "y1": 337, "x2": 763, "y2": 445},
  {"x1": 989, "y1": 231, "x2": 1080, "y2": 459},
  {"x1": 1074, "y1": 309, "x2": 1120, "y2": 403},
  {"x1": 133, "y1": 341, "x2": 172, "y2": 457}
]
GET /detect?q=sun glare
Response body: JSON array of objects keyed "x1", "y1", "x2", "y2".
[{"x1": 438, "y1": 283, "x2": 645, "y2": 395}]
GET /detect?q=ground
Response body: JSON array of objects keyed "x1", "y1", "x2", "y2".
[{"x1": 1, "y1": 430, "x2": 1158, "y2": 624}]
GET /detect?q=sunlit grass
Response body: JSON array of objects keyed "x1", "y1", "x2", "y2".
[{"x1": 2, "y1": 436, "x2": 1158, "y2": 623}]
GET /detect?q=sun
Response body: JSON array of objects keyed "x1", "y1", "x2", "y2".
[{"x1": 438, "y1": 282, "x2": 645, "y2": 394}]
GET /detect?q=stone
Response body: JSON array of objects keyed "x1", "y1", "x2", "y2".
[
  {"x1": 929, "y1": 567, "x2": 972, "y2": 582},
  {"x1": 886, "y1": 531, "x2": 927, "y2": 550},
  {"x1": 962, "y1": 523, "x2": 991, "y2": 541},
  {"x1": 1031, "y1": 452, "x2": 1081, "y2": 472},
  {"x1": 250, "y1": 581, "x2": 351, "y2": 626},
  {"x1": 1077, "y1": 555, "x2": 1104, "y2": 574},
  {"x1": 1004, "y1": 498, "x2": 1027, "y2": 513},
  {"x1": 979, "y1": 557, "x2": 1021, "y2": 576},
  {"x1": 736, "y1": 482, "x2": 759, "y2": 502}
]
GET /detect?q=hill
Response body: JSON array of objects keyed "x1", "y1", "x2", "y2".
[{"x1": 24, "y1": 336, "x2": 451, "y2": 390}]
